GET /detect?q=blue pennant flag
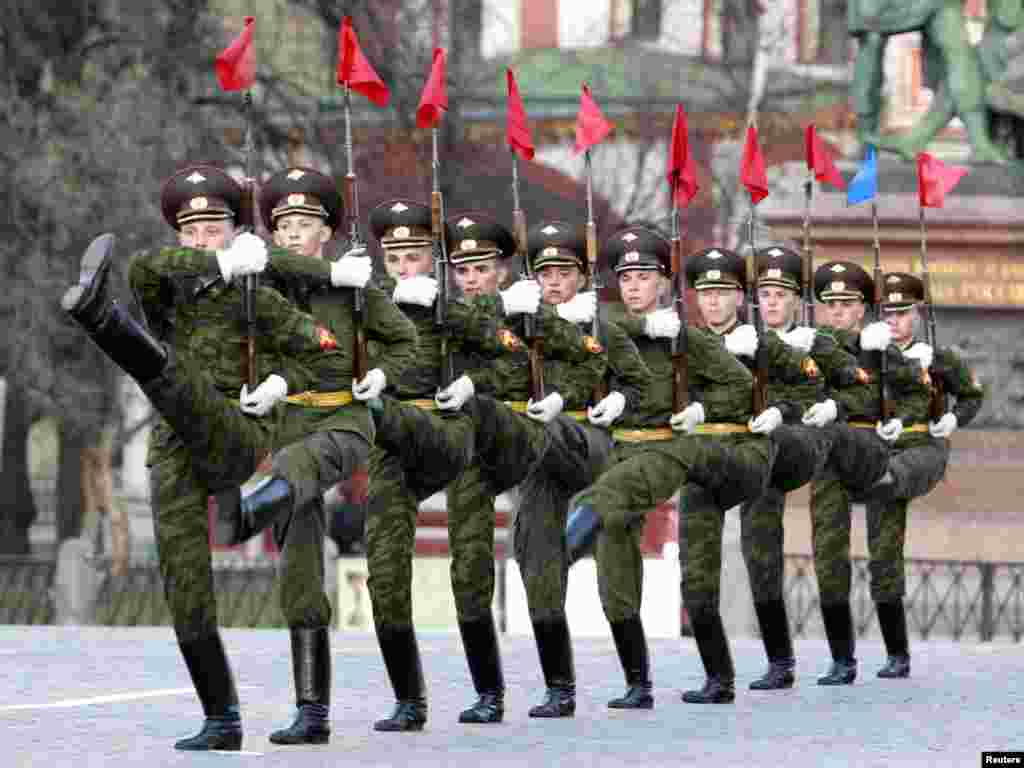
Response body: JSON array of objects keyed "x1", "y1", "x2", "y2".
[{"x1": 846, "y1": 145, "x2": 877, "y2": 205}]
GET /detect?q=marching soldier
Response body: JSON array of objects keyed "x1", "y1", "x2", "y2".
[
  {"x1": 60, "y1": 164, "x2": 369, "y2": 750},
  {"x1": 809, "y1": 261, "x2": 933, "y2": 684},
  {"x1": 866, "y1": 272, "x2": 985, "y2": 678}
]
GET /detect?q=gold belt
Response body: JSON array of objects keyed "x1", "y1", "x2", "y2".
[
  {"x1": 613, "y1": 422, "x2": 750, "y2": 443},
  {"x1": 284, "y1": 390, "x2": 353, "y2": 407},
  {"x1": 402, "y1": 398, "x2": 438, "y2": 411},
  {"x1": 848, "y1": 420, "x2": 929, "y2": 433},
  {"x1": 503, "y1": 400, "x2": 587, "y2": 422},
  {"x1": 696, "y1": 423, "x2": 749, "y2": 434}
]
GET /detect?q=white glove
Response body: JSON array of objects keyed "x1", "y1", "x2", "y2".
[
  {"x1": 499, "y1": 279, "x2": 541, "y2": 316},
  {"x1": 802, "y1": 398, "x2": 838, "y2": 428},
  {"x1": 724, "y1": 324, "x2": 758, "y2": 358},
  {"x1": 860, "y1": 321, "x2": 892, "y2": 352},
  {"x1": 330, "y1": 252, "x2": 372, "y2": 289},
  {"x1": 392, "y1": 275, "x2": 438, "y2": 307},
  {"x1": 435, "y1": 374, "x2": 474, "y2": 411},
  {"x1": 239, "y1": 373, "x2": 287, "y2": 416},
  {"x1": 216, "y1": 232, "x2": 268, "y2": 283},
  {"x1": 749, "y1": 406, "x2": 783, "y2": 434},
  {"x1": 929, "y1": 412, "x2": 957, "y2": 438},
  {"x1": 903, "y1": 342, "x2": 934, "y2": 371},
  {"x1": 527, "y1": 392, "x2": 564, "y2": 424},
  {"x1": 352, "y1": 368, "x2": 386, "y2": 401},
  {"x1": 780, "y1": 326, "x2": 817, "y2": 354},
  {"x1": 555, "y1": 291, "x2": 597, "y2": 324},
  {"x1": 876, "y1": 418, "x2": 903, "y2": 443},
  {"x1": 643, "y1": 308, "x2": 682, "y2": 340},
  {"x1": 670, "y1": 402, "x2": 705, "y2": 433},
  {"x1": 587, "y1": 391, "x2": 626, "y2": 427}
]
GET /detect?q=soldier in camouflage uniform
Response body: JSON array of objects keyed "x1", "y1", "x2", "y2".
[
  {"x1": 509, "y1": 220, "x2": 649, "y2": 718},
  {"x1": 865, "y1": 272, "x2": 985, "y2": 678},
  {"x1": 809, "y1": 261, "x2": 934, "y2": 685},
  {"x1": 434, "y1": 211, "x2": 611, "y2": 724},
  {"x1": 60, "y1": 165, "x2": 362, "y2": 750}
]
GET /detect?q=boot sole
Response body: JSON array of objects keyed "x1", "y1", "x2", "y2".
[
  {"x1": 268, "y1": 731, "x2": 330, "y2": 745},
  {"x1": 374, "y1": 721, "x2": 426, "y2": 732},
  {"x1": 61, "y1": 233, "x2": 116, "y2": 313}
]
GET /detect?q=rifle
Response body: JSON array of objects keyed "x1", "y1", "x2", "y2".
[
  {"x1": 511, "y1": 152, "x2": 544, "y2": 400},
  {"x1": 919, "y1": 207, "x2": 946, "y2": 421},
  {"x1": 871, "y1": 200, "x2": 894, "y2": 420},
  {"x1": 431, "y1": 127, "x2": 454, "y2": 388},
  {"x1": 239, "y1": 91, "x2": 258, "y2": 390},
  {"x1": 802, "y1": 173, "x2": 816, "y2": 328},
  {"x1": 669, "y1": 206, "x2": 689, "y2": 412},
  {"x1": 342, "y1": 84, "x2": 369, "y2": 382},
  {"x1": 584, "y1": 150, "x2": 608, "y2": 401},
  {"x1": 747, "y1": 205, "x2": 768, "y2": 415}
]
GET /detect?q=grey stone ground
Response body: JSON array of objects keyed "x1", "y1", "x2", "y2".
[{"x1": 1, "y1": 626, "x2": 1021, "y2": 768}]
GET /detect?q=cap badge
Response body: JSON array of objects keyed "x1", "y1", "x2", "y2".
[
  {"x1": 707, "y1": 250, "x2": 723, "y2": 260},
  {"x1": 460, "y1": 239, "x2": 478, "y2": 251},
  {"x1": 888, "y1": 292, "x2": 903, "y2": 302},
  {"x1": 624, "y1": 251, "x2": 640, "y2": 263},
  {"x1": 287, "y1": 169, "x2": 305, "y2": 180},
  {"x1": 766, "y1": 268, "x2": 782, "y2": 278},
  {"x1": 189, "y1": 196, "x2": 209, "y2": 210},
  {"x1": 622, "y1": 232, "x2": 638, "y2": 242},
  {"x1": 541, "y1": 225, "x2": 560, "y2": 235},
  {"x1": 887, "y1": 275, "x2": 901, "y2": 284},
  {"x1": 457, "y1": 217, "x2": 475, "y2": 229},
  {"x1": 831, "y1": 280, "x2": 846, "y2": 292},
  {"x1": 542, "y1": 246, "x2": 558, "y2": 257},
  {"x1": 707, "y1": 269, "x2": 721, "y2": 280},
  {"x1": 391, "y1": 202, "x2": 409, "y2": 212},
  {"x1": 831, "y1": 264, "x2": 846, "y2": 273},
  {"x1": 392, "y1": 226, "x2": 411, "y2": 239},
  {"x1": 287, "y1": 193, "x2": 305, "y2": 206},
  {"x1": 185, "y1": 171, "x2": 206, "y2": 184},
  {"x1": 768, "y1": 248, "x2": 784, "y2": 257}
]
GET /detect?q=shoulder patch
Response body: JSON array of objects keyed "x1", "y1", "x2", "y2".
[
  {"x1": 854, "y1": 367, "x2": 872, "y2": 385},
  {"x1": 801, "y1": 357, "x2": 819, "y2": 379},
  {"x1": 316, "y1": 325, "x2": 338, "y2": 351},
  {"x1": 497, "y1": 328, "x2": 524, "y2": 351},
  {"x1": 583, "y1": 335, "x2": 604, "y2": 354}
]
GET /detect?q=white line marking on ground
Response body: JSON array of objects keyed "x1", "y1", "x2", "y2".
[{"x1": 0, "y1": 686, "x2": 258, "y2": 712}]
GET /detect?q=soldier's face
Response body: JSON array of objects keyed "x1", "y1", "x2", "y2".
[
  {"x1": 618, "y1": 269, "x2": 661, "y2": 315},
  {"x1": 383, "y1": 246, "x2": 433, "y2": 280},
  {"x1": 696, "y1": 287, "x2": 743, "y2": 332},
  {"x1": 884, "y1": 306, "x2": 917, "y2": 346},
  {"x1": 823, "y1": 298, "x2": 866, "y2": 331},
  {"x1": 178, "y1": 219, "x2": 235, "y2": 251},
  {"x1": 757, "y1": 285, "x2": 800, "y2": 330},
  {"x1": 273, "y1": 213, "x2": 330, "y2": 259},
  {"x1": 537, "y1": 265, "x2": 585, "y2": 305},
  {"x1": 454, "y1": 258, "x2": 505, "y2": 298}
]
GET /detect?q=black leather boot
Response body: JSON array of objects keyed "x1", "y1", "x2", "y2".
[
  {"x1": 269, "y1": 627, "x2": 331, "y2": 744},
  {"x1": 374, "y1": 625, "x2": 428, "y2": 732},
  {"x1": 175, "y1": 633, "x2": 243, "y2": 751},
  {"x1": 528, "y1": 617, "x2": 576, "y2": 718},
  {"x1": 682, "y1": 605, "x2": 735, "y2": 704},
  {"x1": 818, "y1": 602, "x2": 858, "y2": 685},
  {"x1": 213, "y1": 475, "x2": 295, "y2": 547},
  {"x1": 875, "y1": 601, "x2": 911, "y2": 679},
  {"x1": 565, "y1": 503, "x2": 602, "y2": 565},
  {"x1": 607, "y1": 615, "x2": 654, "y2": 709},
  {"x1": 457, "y1": 614, "x2": 505, "y2": 724},
  {"x1": 749, "y1": 599, "x2": 796, "y2": 690}
]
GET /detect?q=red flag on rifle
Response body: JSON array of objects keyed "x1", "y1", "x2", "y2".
[
  {"x1": 917, "y1": 152, "x2": 968, "y2": 208},
  {"x1": 805, "y1": 124, "x2": 845, "y2": 189},
  {"x1": 573, "y1": 84, "x2": 613, "y2": 155},
  {"x1": 667, "y1": 104, "x2": 699, "y2": 206},
  {"x1": 740, "y1": 124, "x2": 769, "y2": 205},
  {"x1": 506, "y1": 69, "x2": 535, "y2": 161},
  {"x1": 337, "y1": 17, "x2": 390, "y2": 106},
  {"x1": 416, "y1": 48, "x2": 448, "y2": 129},
  {"x1": 215, "y1": 16, "x2": 256, "y2": 92}
]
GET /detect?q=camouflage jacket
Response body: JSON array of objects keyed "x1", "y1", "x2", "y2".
[
  {"x1": 782, "y1": 326, "x2": 877, "y2": 421},
  {"x1": 832, "y1": 328, "x2": 932, "y2": 423},
  {"x1": 927, "y1": 341, "x2": 986, "y2": 428}
]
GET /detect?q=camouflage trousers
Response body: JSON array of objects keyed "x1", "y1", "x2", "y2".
[
  {"x1": 864, "y1": 434, "x2": 948, "y2": 602},
  {"x1": 447, "y1": 396, "x2": 548, "y2": 621},
  {"x1": 586, "y1": 434, "x2": 773, "y2": 619},
  {"x1": 810, "y1": 425, "x2": 894, "y2": 605},
  {"x1": 513, "y1": 416, "x2": 613, "y2": 622},
  {"x1": 365, "y1": 397, "x2": 475, "y2": 628},
  {"x1": 741, "y1": 424, "x2": 835, "y2": 603}
]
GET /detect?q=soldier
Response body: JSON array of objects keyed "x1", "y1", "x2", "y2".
[
  {"x1": 865, "y1": 272, "x2": 985, "y2": 678},
  {"x1": 433, "y1": 211, "x2": 606, "y2": 724},
  {"x1": 357, "y1": 199, "x2": 540, "y2": 732},
  {"x1": 59, "y1": 164, "x2": 371, "y2": 750},
  {"x1": 809, "y1": 261, "x2": 933, "y2": 685}
]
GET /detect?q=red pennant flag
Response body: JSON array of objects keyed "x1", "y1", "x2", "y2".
[
  {"x1": 215, "y1": 16, "x2": 256, "y2": 92},
  {"x1": 506, "y1": 69, "x2": 535, "y2": 161},
  {"x1": 416, "y1": 48, "x2": 448, "y2": 129},
  {"x1": 740, "y1": 124, "x2": 769, "y2": 205},
  {"x1": 917, "y1": 152, "x2": 968, "y2": 208},
  {"x1": 573, "y1": 84, "x2": 613, "y2": 155},
  {"x1": 337, "y1": 17, "x2": 390, "y2": 107},
  {"x1": 805, "y1": 124, "x2": 846, "y2": 190},
  {"x1": 667, "y1": 105, "x2": 699, "y2": 207}
]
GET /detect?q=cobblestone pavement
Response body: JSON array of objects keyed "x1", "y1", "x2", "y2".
[{"x1": 2, "y1": 625, "x2": 1021, "y2": 767}]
